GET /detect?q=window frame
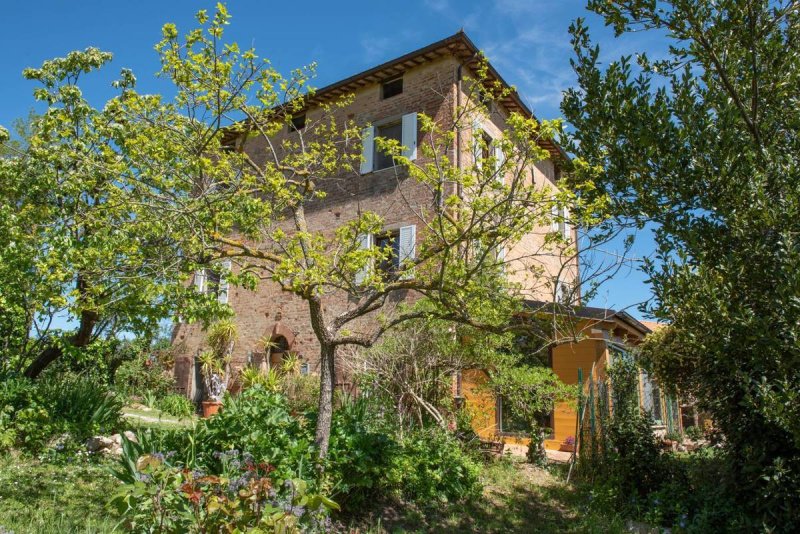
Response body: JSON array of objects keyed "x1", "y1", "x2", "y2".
[
  {"x1": 288, "y1": 113, "x2": 306, "y2": 133},
  {"x1": 373, "y1": 120, "x2": 403, "y2": 171},
  {"x1": 496, "y1": 395, "x2": 554, "y2": 438},
  {"x1": 381, "y1": 77, "x2": 403, "y2": 99}
]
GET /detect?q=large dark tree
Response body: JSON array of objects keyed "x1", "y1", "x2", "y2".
[{"x1": 563, "y1": 1, "x2": 800, "y2": 528}]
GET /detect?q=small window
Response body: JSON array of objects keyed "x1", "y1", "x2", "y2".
[
  {"x1": 205, "y1": 269, "x2": 221, "y2": 296},
  {"x1": 375, "y1": 230, "x2": 401, "y2": 275},
  {"x1": 381, "y1": 77, "x2": 403, "y2": 99},
  {"x1": 289, "y1": 114, "x2": 306, "y2": 132},
  {"x1": 641, "y1": 372, "x2": 664, "y2": 425},
  {"x1": 300, "y1": 362, "x2": 310, "y2": 375},
  {"x1": 498, "y1": 396, "x2": 553, "y2": 436},
  {"x1": 374, "y1": 121, "x2": 403, "y2": 170}
]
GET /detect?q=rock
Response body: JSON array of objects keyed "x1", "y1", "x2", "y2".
[
  {"x1": 104, "y1": 444, "x2": 123, "y2": 458},
  {"x1": 124, "y1": 430, "x2": 137, "y2": 443},
  {"x1": 86, "y1": 435, "x2": 114, "y2": 452},
  {"x1": 47, "y1": 432, "x2": 72, "y2": 450}
]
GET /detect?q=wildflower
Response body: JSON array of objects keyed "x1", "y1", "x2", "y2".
[{"x1": 228, "y1": 476, "x2": 248, "y2": 493}]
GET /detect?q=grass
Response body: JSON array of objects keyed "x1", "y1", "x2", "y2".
[
  {"x1": 122, "y1": 405, "x2": 196, "y2": 431},
  {"x1": 347, "y1": 456, "x2": 627, "y2": 533},
  {"x1": 0, "y1": 439, "x2": 624, "y2": 533},
  {"x1": 0, "y1": 454, "x2": 121, "y2": 533},
  {"x1": 0, "y1": 407, "x2": 196, "y2": 533}
]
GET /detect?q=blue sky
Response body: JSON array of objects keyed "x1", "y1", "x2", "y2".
[{"x1": 0, "y1": 0, "x2": 664, "y2": 319}]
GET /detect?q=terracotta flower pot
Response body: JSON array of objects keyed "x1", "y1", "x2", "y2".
[
  {"x1": 559, "y1": 443, "x2": 576, "y2": 453},
  {"x1": 202, "y1": 400, "x2": 223, "y2": 418}
]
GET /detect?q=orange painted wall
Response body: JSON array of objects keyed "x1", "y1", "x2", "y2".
[
  {"x1": 460, "y1": 336, "x2": 609, "y2": 450},
  {"x1": 461, "y1": 369, "x2": 497, "y2": 440},
  {"x1": 550, "y1": 338, "x2": 607, "y2": 445}
]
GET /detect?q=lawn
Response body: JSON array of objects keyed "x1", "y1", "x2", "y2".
[
  {"x1": 0, "y1": 449, "x2": 623, "y2": 534},
  {"x1": 0, "y1": 454, "x2": 121, "y2": 533},
  {"x1": 122, "y1": 405, "x2": 196, "y2": 430},
  {"x1": 347, "y1": 457, "x2": 626, "y2": 533}
]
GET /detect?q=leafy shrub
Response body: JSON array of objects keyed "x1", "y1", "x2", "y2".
[
  {"x1": 0, "y1": 374, "x2": 123, "y2": 452},
  {"x1": 326, "y1": 397, "x2": 396, "y2": 505},
  {"x1": 38, "y1": 373, "x2": 124, "y2": 436},
  {"x1": 112, "y1": 437, "x2": 337, "y2": 533},
  {"x1": 196, "y1": 385, "x2": 316, "y2": 482},
  {"x1": 282, "y1": 373, "x2": 319, "y2": 414},
  {"x1": 157, "y1": 394, "x2": 195, "y2": 418},
  {"x1": 385, "y1": 428, "x2": 481, "y2": 503},
  {"x1": 113, "y1": 354, "x2": 175, "y2": 399},
  {"x1": 684, "y1": 425, "x2": 704, "y2": 441}
]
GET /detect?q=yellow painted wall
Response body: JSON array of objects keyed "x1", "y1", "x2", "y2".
[
  {"x1": 550, "y1": 338, "x2": 607, "y2": 444},
  {"x1": 461, "y1": 336, "x2": 609, "y2": 450},
  {"x1": 461, "y1": 369, "x2": 498, "y2": 440}
]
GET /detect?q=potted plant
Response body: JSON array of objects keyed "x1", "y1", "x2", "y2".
[
  {"x1": 560, "y1": 435, "x2": 576, "y2": 453},
  {"x1": 199, "y1": 319, "x2": 238, "y2": 417}
]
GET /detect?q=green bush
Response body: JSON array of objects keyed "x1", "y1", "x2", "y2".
[
  {"x1": 157, "y1": 394, "x2": 195, "y2": 418},
  {"x1": 38, "y1": 374, "x2": 124, "y2": 436},
  {"x1": 111, "y1": 436, "x2": 337, "y2": 533},
  {"x1": 386, "y1": 428, "x2": 482, "y2": 503},
  {"x1": 0, "y1": 374, "x2": 123, "y2": 452},
  {"x1": 326, "y1": 397, "x2": 396, "y2": 505},
  {"x1": 196, "y1": 386, "x2": 316, "y2": 482},
  {"x1": 113, "y1": 355, "x2": 175, "y2": 399}
]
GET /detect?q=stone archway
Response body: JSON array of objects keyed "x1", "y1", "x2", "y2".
[{"x1": 253, "y1": 322, "x2": 296, "y2": 372}]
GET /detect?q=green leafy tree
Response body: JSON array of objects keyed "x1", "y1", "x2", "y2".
[
  {"x1": 2, "y1": 5, "x2": 615, "y2": 456},
  {"x1": 134, "y1": 6, "x2": 616, "y2": 456},
  {"x1": 0, "y1": 47, "x2": 221, "y2": 378},
  {"x1": 562, "y1": 1, "x2": 800, "y2": 526}
]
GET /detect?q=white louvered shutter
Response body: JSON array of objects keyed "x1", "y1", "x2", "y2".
[
  {"x1": 218, "y1": 260, "x2": 232, "y2": 304},
  {"x1": 472, "y1": 119, "x2": 483, "y2": 171},
  {"x1": 360, "y1": 126, "x2": 374, "y2": 174},
  {"x1": 401, "y1": 113, "x2": 417, "y2": 161},
  {"x1": 562, "y1": 206, "x2": 571, "y2": 240},
  {"x1": 494, "y1": 143, "x2": 505, "y2": 184},
  {"x1": 397, "y1": 225, "x2": 416, "y2": 279},
  {"x1": 194, "y1": 270, "x2": 206, "y2": 293},
  {"x1": 551, "y1": 196, "x2": 560, "y2": 232},
  {"x1": 354, "y1": 233, "x2": 373, "y2": 285},
  {"x1": 495, "y1": 245, "x2": 506, "y2": 275}
]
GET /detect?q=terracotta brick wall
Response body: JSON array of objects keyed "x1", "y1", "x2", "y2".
[{"x1": 173, "y1": 55, "x2": 572, "y2": 397}]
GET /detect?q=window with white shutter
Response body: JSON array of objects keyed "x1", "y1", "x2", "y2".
[
  {"x1": 562, "y1": 206, "x2": 571, "y2": 240},
  {"x1": 397, "y1": 225, "x2": 416, "y2": 279},
  {"x1": 401, "y1": 113, "x2": 417, "y2": 161},
  {"x1": 494, "y1": 143, "x2": 505, "y2": 184},
  {"x1": 194, "y1": 270, "x2": 206, "y2": 293},
  {"x1": 360, "y1": 126, "x2": 374, "y2": 174},
  {"x1": 551, "y1": 198, "x2": 560, "y2": 232},
  {"x1": 218, "y1": 260, "x2": 232, "y2": 304},
  {"x1": 354, "y1": 233, "x2": 373, "y2": 285}
]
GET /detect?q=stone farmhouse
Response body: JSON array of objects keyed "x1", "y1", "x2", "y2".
[{"x1": 171, "y1": 31, "x2": 681, "y2": 451}]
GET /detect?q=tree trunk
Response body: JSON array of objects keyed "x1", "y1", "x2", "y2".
[
  {"x1": 314, "y1": 342, "x2": 336, "y2": 458},
  {"x1": 23, "y1": 309, "x2": 98, "y2": 378}
]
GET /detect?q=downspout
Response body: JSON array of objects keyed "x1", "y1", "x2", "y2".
[{"x1": 454, "y1": 63, "x2": 463, "y2": 200}]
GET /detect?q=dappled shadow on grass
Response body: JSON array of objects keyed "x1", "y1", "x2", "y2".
[
  {"x1": 0, "y1": 454, "x2": 120, "y2": 533},
  {"x1": 342, "y1": 460, "x2": 623, "y2": 534}
]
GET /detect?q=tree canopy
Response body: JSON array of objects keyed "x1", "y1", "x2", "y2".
[{"x1": 563, "y1": 1, "x2": 800, "y2": 527}]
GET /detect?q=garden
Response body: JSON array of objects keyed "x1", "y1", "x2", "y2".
[
  {"x1": 0, "y1": 315, "x2": 752, "y2": 533},
  {"x1": 2, "y1": 0, "x2": 799, "y2": 532}
]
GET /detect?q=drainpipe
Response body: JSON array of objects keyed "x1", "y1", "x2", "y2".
[{"x1": 455, "y1": 63, "x2": 463, "y2": 200}]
